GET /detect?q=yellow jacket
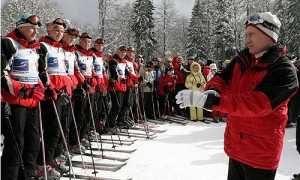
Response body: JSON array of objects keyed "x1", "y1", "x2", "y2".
[{"x1": 185, "y1": 62, "x2": 206, "y2": 92}]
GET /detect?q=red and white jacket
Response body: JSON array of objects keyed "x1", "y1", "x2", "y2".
[
  {"x1": 1, "y1": 29, "x2": 45, "y2": 108},
  {"x1": 90, "y1": 47, "x2": 107, "y2": 92}
]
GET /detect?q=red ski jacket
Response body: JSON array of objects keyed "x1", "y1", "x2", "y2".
[
  {"x1": 172, "y1": 57, "x2": 185, "y2": 84},
  {"x1": 205, "y1": 44, "x2": 299, "y2": 170}
]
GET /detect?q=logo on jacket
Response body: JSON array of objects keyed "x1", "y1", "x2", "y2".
[
  {"x1": 80, "y1": 64, "x2": 87, "y2": 70},
  {"x1": 65, "y1": 60, "x2": 69, "y2": 70},
  {"x1": 117, "y1": 69, "x2": 123, "y2": 75},
  {"x1": 48, "y1": 57, "x2": 59, "y2": 68},
  {"x1": 94, "y1": 64, "x2": 101, "y2": 71},
  {"x1": 128, "y1": 66, "x2": 133, "y2": 72},
  {"x1": 12, "y1": 59, "x2": 29, "y2": 72}
]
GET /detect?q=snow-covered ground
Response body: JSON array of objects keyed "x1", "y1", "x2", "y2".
[{"x1": 63, "y1": 120, "x2": 300, "y2": 180}]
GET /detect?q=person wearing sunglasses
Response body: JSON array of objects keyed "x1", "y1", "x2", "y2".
[
  {"x1": 36, "y1": 17, "x2": 72, "y2": 179},
  {"x1": 1, "y1": 12, "x2": 46, "y2": 180},
  {"x1": 176, "y1": 12, "x2": 298, "y2": 180}
]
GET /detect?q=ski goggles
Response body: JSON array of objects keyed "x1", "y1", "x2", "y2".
[
  {"x1": 24, "y1": 15, "x2": 42, "y2": 26},
  {"x1": 80, "y1": 33, "x2": 92, "y2": 39},
  {"x1": 245, "y1": 14, "x2": 280, "y2": 35},
  {"x1": 65, "y1": 28, "x2": 79, "y2": 37},
  {"x1": 52, "y1": 18, "x2": 66, "y2": 28}
]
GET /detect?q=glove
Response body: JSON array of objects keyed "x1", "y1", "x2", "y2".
[
  {"x1": 108, "y1": 81, "x2": 115, "y2": 88},
  {"x1": 82, "y1": 81, "x2": 91, "y2": 93},
  {"x1": 164, "y1": 87, "x2": 171, "y2": 94},
  {"x1": 73, "y1": 87, "x2": 86, "y2": 98},
  {"x1": 95, "y1": 84, "x2": 101, "y2": 91},
  {"x1": 146, "y1": 82, "x2": 152, "y2": 89},
  {"x1": 175, "y1": 89, "x2": 220, "y2": 109},
  {"x1": 57, "y1": 92, "x2": 69, "y2": 105},
  {"x1": 31, "y1": 89, "x2": 45, "y2": 101},
  {"x1": 203, "y1": 90, "x2": 220, "y2": 111},
  {"x1": 44, "y1": 87, "x2": 57, "y2": 100}
]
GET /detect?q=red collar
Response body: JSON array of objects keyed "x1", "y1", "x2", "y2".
[
  {"x1": 5, "y1": 29, "x2": 40, "y2": 49},
  {"x1": 39, "y1": 36, "x2": 62, "y2": 48},
  {"x1": 61, "y1": 43, "x2": 77, "y2": 52},
  {"x1": 91, "y1": 47, "x2": 104, "y2": 57},
  {"x1": 76, "y1": 45, "x2": 94, "y2": 56}
]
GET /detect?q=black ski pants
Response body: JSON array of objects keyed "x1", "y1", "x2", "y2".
[
  {"x1": 108, "y1": 90, "x2": 124, "y2": 128},
  {"x1": 36, "y1": 99, "x2": 65, "y2": 166},
  {"x1": 81, "y1": 93, "x2": 95, "y2": 139},
  {"x1": 1, "y1": 104, "x2": 40, "y2": 180},
  {"x1": 118, "y1": 87, "x2": 133, "y2": 123},
  {"x1": 227, "y1": 158, "x2": 277, "y2": 180},
  {"x1": 143, "y1": 92, "x2": 154, "y2": 118},
  {"x1": 69, "y1": 94, "x2": 85, "y2": 145}
]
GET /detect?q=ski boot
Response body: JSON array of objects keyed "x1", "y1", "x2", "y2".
[
  {"x1": 69, "y1": 144, "x2": 86, "y2": 154},
  {"x1": 35, "y1": 165, "x2": 61, "y2": 179},
  {"x1": 53, "y1": 158, "x2": 69, "y2": 173},
  {"x1": 293, "y1": 173, "x2": 300, "y2": 180},
  {"x1": 213, "y1": 117, "x2": 219, "y2": 123},
  {"x1": 80, "y1": 138, "x2": 90, "y2": 148}
]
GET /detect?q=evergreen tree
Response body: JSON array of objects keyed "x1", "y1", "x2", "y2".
[
  {"x1": 132, "y1": 0, "x2": 157, "y2": 61},
  {"x1": 186, "y1": 0, "x2": 205, "y2": 59},
  {"x1": 284, "y1": 0, "x2": 300, "y2": 56},
  {"x1": 213, "y1": 0, "x2": 236, "y2": 61}
]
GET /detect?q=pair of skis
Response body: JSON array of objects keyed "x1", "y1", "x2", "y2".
[{"x1": 160, "y1": 115, "x2": 188, "y2": 125}]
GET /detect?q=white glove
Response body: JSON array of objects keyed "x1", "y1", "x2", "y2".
[
  {"x1": 175, "y1": 89, "x2": 207, "y2": 108},
  {"x1": 175, "y1": 89, "x2": 220, "y2": 109}
]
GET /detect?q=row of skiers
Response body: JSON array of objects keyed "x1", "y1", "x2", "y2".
[{"x1": 0, "y1": 13, "x2": 211, "y2": 180}]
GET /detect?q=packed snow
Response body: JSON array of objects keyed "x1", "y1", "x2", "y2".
[{"x1": 61, "y1": 120, "x2": 299, "y2": 180}]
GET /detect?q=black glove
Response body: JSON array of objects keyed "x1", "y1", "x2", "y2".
[
  {"x1": 95, "y1": 84, "x2": 101, "y2": 91},
  {"x1": 203, "y1": 93, "x2": 220, "y2": 111},
  {"x1": 164, "y1": 87, "x2": 171, "y2": 94},
  {"x1": 57, "y1": 92, "x2": 69, "y2": 105},
  {"x1": 109, "y1": 81, "x2": 114, "y2": 87},
  {"x1": 44, "y1": 87, "x2": 57, "y2": 100},
  {"x1": 82, "y1": 81, "x2": 91, "y2": 93},
  {"x1": 146, "y1": 82, "x2": 152, "y2": 89},
  {"x1": 73, "y1": 87, "x2": 86, "y2": 98}
]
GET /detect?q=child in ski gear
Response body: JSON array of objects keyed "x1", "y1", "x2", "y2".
[
  {"x1": 163, "y1": 67, "x2": 176, "y2": 116},
  {"x1": 176, "y1": 12, "x2": 299, "y2": 180},
  {"x1": 185, "y1": 62, "x2": 206, "y2": 121}
]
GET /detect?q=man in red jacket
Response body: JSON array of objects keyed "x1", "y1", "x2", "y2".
[
  {"x1": 1, "y1": 13, "x2": 45, "y2": 180},
  {"x1": 176, "y1": 12, "x2": 298, "y2": 180}
]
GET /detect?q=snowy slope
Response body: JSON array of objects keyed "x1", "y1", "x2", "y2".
[{"x1": 62, "y1": 120, "x2": 299, "y2": 180}]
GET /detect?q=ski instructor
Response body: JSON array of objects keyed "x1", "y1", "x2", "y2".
[{"x1": 175, "y1": 12, "x2": 298, "y2": 180}]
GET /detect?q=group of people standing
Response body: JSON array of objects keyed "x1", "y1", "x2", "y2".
[{"x1": 1, "y1": 10, "x2": 300, "y2": 180}]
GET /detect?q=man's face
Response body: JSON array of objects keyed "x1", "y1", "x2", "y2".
[
  {"x1": 177, "y1": 58, "x2": 183, "y2": 64},
  {"x1": 62, "y1": 34, "x2": 76, "y2": 46},
  {"x1": 48, "y1": 26, "x2": 64, "y2": 42},
  {"x1": 18, "y1": 25, "x2": 39, "y2": 41},
  {"x1": 79, "y1": 38, "x2": 92, "y2": 50},
  {"x1": 117, "y1": 49, "x2": 127, "y2": 59},
  {"x1": 94, "y1": 43, "x2": 104, "y2": 52},
  {"x1": 126, "y1": 49, "x2": 135, "y2": 58},
  {"x1": 246, "y1": 26, "x2": 274, "y2": 55}
]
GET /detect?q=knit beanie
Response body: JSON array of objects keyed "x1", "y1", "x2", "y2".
[{"x1": 246, "y1": 12, "x2": 281, "y2": 43}]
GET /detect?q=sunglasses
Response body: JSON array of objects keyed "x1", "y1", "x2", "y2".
[
  {"x1": 65, "y1": 28, "x2": 79, "y2": 37},
  {"x1": 25, "y1": 15, "x2": 42, "y2": 26},
  {"x1": 80, "y1": 33, "x2": 92, "y2": 39},
  {"x1": 245, "y1": 14, "x2": 280, "y2": 35}
]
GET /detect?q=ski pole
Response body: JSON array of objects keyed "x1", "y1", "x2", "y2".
[
  {"x1": 111, "y1": 87, "x2": 122, "y2": 146},
  {"x1": 51, "y1": 99, "x2": 76, "y2": 179},
  {"x1": 138, "y1": 83, "x2": 150, "y2": 139},
  {"x1": 67, "y1": 96, "x2": 86, "y2": 174},
  {"x1": 93, "y1": 98, "x2": 104, "y2": 155},
  {"x1": 102, "y1": 96, "x2": 117, "y2": 148},
  {"x1": 37, "y1": 102, "x2": 47, "y2": 180},
  {"x1": 3, "y1": 103, "x2": 27, "y2": 180},
  {"x1": 86, "y1": 92, "x2": 102, "y2": 154}
]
